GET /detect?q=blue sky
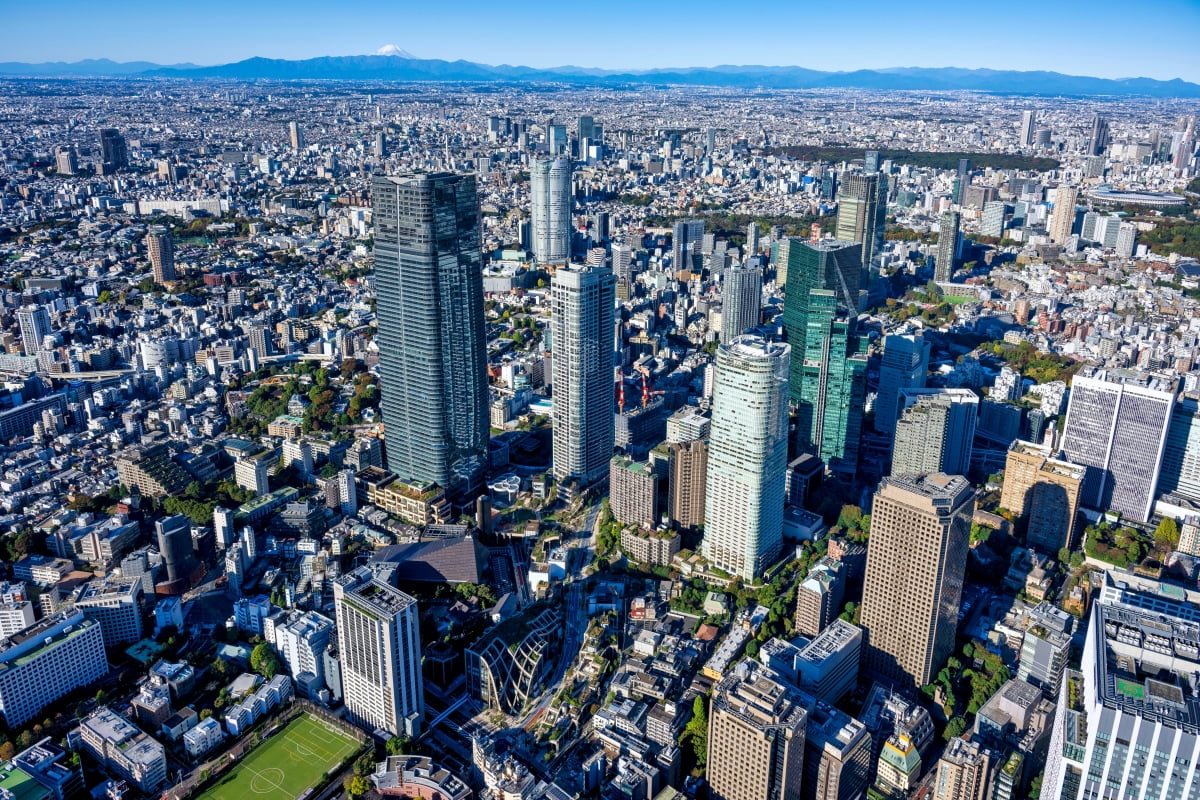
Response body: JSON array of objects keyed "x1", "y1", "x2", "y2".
[{"x1": 5, "y1": 0, "x2": 1200, "y2": 82}]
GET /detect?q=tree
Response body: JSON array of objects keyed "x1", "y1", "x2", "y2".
[
  {"x1": 1155, "y1": 517, "x2": 1180, "y2": 549},
  {"x1": 345, "y1": 775, "x2": 371, "y2": 799},
  {"x1": 943, "y1": 717, "x2": 968, "y2": 740},
  {"x1": 681, "y1": 694, "x2": 709, "y2": 767},
  {"x1": 386, "y1": 735, "x2": 411, "y2": 756},
  {"x1": 249, "y1": 642, "x2": 281, "y2": 678}
]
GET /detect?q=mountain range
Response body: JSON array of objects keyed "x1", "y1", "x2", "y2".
[{"x1": 1, "y1": 55, "x2": 1198, "y2": 97}]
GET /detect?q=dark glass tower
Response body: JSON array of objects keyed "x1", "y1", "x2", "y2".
[
  {"x1": 781, "y1": 238, "x2": 862, "y2": 400},
  {"x1": 372, "y1": 173, "x2": 489, "y2": 502}
]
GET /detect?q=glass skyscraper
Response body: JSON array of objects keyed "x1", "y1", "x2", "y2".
[
  {"x1": 530, "y1": 156, "x2": 572, "y2": 264},
  {"x1": 835, "y1": 172, "x2": 886, "y2": 278},
  {"x1": 796, "y1": 290, "x2": 868, "y2": 481},
  {"x1": 372, "y1": 172, "x2": 489, "y2": 502},
  {"x1": 702, "y1": 336, "x2": 790, "y2": 581}
]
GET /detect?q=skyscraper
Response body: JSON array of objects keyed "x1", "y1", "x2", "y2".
[
  {"x1": 672, "y1": 219, "x2": 705, "y2": 272},
  {"x1": 1048, "y1": 186, "x2": 1079, "y2": 245},
  {"x1": 702, "y1": 336, "x2": 790, "y2": 580},
  {"x1": 530, "y1": 156, "x2": 572, "y2": 264},
  {"x1": 146, "y1": 226, "x2": 176, "y2": 283},
  {"x1": 99, "y1": 128, "x2": 127, "y2": 172},
  {"x1": 1019, "y1": 110, "x2": 1038, "y2": 146},
  {"x1": 707, "y1": 661, "x2": 808, "y2": 800},
  {"x1": 1087, "y1": 114, "x2": 1109, "y2": 156},
  {"x1": 1000, "y1": 440, "x2": 1085, "y2": 554},
  {"x1": 875, "y1": 332, "x2": 929, "y2": 436},
  {"x1": 720, "y1": 263, "x2": 763, "y2": 343},
  {"x1": 952, "y1": 158, "x2": 971, "y2": 205},
  {"x1": 288, "y1": 121, "x2": 304, "y2": 151},
  {"x1": 1060, "y1": 371, "x2": 1175, "y2": 522},
  {"x1": 795, "y1": 289, "x2": 868, "y2": 481},
  {"x1": 934, "y1": 211, "x2": 961, "y2": 282},
  {"x1": 1158, "y1": 393, "x2": 1200, "y2": 504},
  {"x1": 372, "y1": 173, "x2": 489, "y2": 502},
  {"x1": 861, "y1": 473, "x2": 974, "y2": 689},
  {"x1": 668, "y1": 439, "x2": 708, "y2": 531},
  {"x1": 835, "y1": 173, "x2": 886, "y2": 276},
  {"x1": 551, "y1": 265, "x2": 616, "y2": 496},
  {"x1": 781, "y1": 238, "x2": 862, "y2": 399},
  {"x1": 547, "y1": 123, "x2": 568, "y2": 156},
  {"x1": 17, "y1": 305, "x2": 51, "y2": 357},
  {"x1": 932, "y1": 738, "x2": 995, "y2": 800},
  {"x1": 891, "y1": 389, "x2": 979, "y2": 477},
  {"x1": 334, "y1": 567, "x2": 423, "y2": 737},
  {"x1": 577, "y1": 115, "x2": 596, "y2": 149}
]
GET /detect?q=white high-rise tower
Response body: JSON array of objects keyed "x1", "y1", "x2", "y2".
[
  {"x1": 531, "y1": 156, "x2": 572, "y2": 264},
  {"x1": 701, "y1": 336, "x2": 790, "y2": 580}
]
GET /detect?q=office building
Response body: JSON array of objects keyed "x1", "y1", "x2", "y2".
[
  {"x1": 146, "y1": 226, "x2": 175, "y2": 283},
  {"x1": 835, "y1": 172, "x2": 886, "y2": 274},
  {"x1": 672, "y1": 219, "x2": 705, "y2": 272},
  {"x1": 721, "y1": 263, "x2": 763, "y2": 343},
  {"x1": 702, "y1": 337, "x2": 790, "y2": 581},
  {"x1": 666, "y1": 406, "x2": 710, "y2": 443},
  {"x1": 935, "y1": 211, "x2": 960, "y2": 281},
  {"x1": 234, "y1": 456, "x2": 269, "y2": 497},
  {"x1": 155, "y1": 514, "x2": 196, "y2": 585},
  {"x1": 707, "y1": 661, "x2": 807, "y2": 800},
  {"x1": 609, "y1": 455, "x2": 658, "y2": 527},
  {"x1": 373, "y1": 173, "x2": 489, "y2": 502},
  {"x1": 795, "y1": 290, "x2": 868, "y2": 481},
  {"x1": 668, "y1": 439, "x2": 708, "y2": 531},
  {"x1": 875, "y1": 332, "x2": 929, "y2": 436},
  {"x1": 891, "y1": 389, "x2": 978, "y2": 477},
  {"x1": 1060, "y1": 370, "x2": 1175, "y2": 522},
  {"x1": 794, "y1": 557, "x2": 844, "y2": 638},
  {"x1": 212, "y1": 506, "x2": 235, "y2": 551},
  {"x1": 288, "y1": 121, "x2": 303, "y2": 151},
  {"x1": 804, "y1": 700, "x2": 873, "y2": 800},
  {"x1": 0, "y1": 600, "x2": 34, "y2": 640},
  {"x1": 78, "y1": 707, "x2": 167, "y2": 794},
  {"x1": 1019, "y1": 110, "x2": 1037, "y2": 147},
  {"x1": 1043, "y1": 570, "x2": 1200, "y2": 800},
  {"x1": 782, "y1": 239, "x2": 861, "y2": 374},
  {"x1": 1017, "y1": 602, "x2": 1073, "y2": 696},
  {"x1": 550, "y1": 265, "x2": 616, "y2": 495},
  {"x1": 932, "y1": 737, "x2": 994, "y2": 800},
  {"x1": 99, "y1": 128, "x2": 127, "y2": 171},
  {"x1": 952, "y1": 158, "x2": 971, "y2": 205},
  {"x1": 74, "y1": 578, "x2": 144, "y2": 647},
  {"x1": 1158, "y1": 393, "x2": 1200, "y2": 504},
  {"x1": 17, "y1": 306, "x2": 51, "y2": 358},
  {"x1": 1048, "y1": 186, "x2": 1079, "y2": 244},
  {"x1": 1087, "y1": 114, "x2": 1109, "y2": 156},
  {"x1": 334, "y1": 567, "x2": 423, "y2": 737},
  {"x1": 530, "y1": 156, "x2": 572, "y2": 264},
  {"x1": 760, "y1": 620, "x2": 864, "y2": 706},
  {"x1": 0, "y1": 610, "x2": 107, "y2": 728},
  {"x1": 981, "y1": 201, "x2": 1007, "y2": 238},
  {"x1": 861, "y1": 473, "x2": 974, "y2": 689},
  {"x1": 1000, "y1": 440, "x2": 1085, "y2": 553},
  {"x1": 55, "y1": 145, "x2": 78, "y2": 175}
]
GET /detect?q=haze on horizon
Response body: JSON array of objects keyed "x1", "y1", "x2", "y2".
[{"x1": 5, "y1": 0, "x2": 1200, "y2": 83}]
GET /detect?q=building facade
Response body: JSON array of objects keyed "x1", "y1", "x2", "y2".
[
  {"x1": 721, "y1": 263, "x2": 763, "y2": 344},
  {"x1": 530, "y1": 157, "x2": 572, "y2": 264},
  {"x1": 702, "y1": 337, "x2": 790, "y2": 581},
  {"x1": 861, "y1": 474, "x2": 974, "y2": 689},
  {"x1": 891, "y1": 389, "x2": 978, "y2": 477},
  {"x1": 1000, "y1": 440, "x2": 1085, "y2": 553},
  {"x1": 334, "y1": 567, "x2": 424, "y2": 737},
  {"x1": 373, "y1": 173, "x2": 489, "y2": 502}
]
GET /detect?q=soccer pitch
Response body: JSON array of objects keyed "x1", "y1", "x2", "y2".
[{"x1": 196, "y1": 713, "x2": 361, "y2": 800}]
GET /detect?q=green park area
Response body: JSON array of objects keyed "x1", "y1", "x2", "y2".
[{"x1": 196, "y1": 713, "x2": 360, "y2": 800}]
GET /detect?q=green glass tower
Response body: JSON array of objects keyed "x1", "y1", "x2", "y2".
[
  {"x1": 796, "y1": 290, "x2": 867, "y2": 481},
  {"x1": 780, "y1": 238, "x2": 862, "y2": 402}
]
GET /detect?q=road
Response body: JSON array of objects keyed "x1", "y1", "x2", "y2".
[{"x1": 517, "y1": 500, "x2": 601, "y2": 729}]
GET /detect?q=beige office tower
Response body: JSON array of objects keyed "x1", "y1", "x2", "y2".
[
  {"x1": 668, "y1": 439, "x2": 708, "y2": 530},
  {"x1": 708, "y1": 661, "x2": 807, "y2": 800},
  {"x1": 288, "y1": 121, "x2": 304, "y2": 151},
  {"x1": 860, "y1": 473, "x2": 974, "y2": 689},
  {"x1": 932, "y1": 738, "x2": 995, "y2": 800},
  {"x1": 146, "y1": 227, "x2": 176, "y2": 283},
  {"x1": 999, "y1": 440, "x2": 1085, "y2": 553},
  {"x1": 1048, "y1": 185, "x2": 1079, "y2": 244}
]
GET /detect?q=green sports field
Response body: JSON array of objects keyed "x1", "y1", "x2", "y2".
[{"x1": 197, "y1": 713, "x2": 361, "y2": 800}]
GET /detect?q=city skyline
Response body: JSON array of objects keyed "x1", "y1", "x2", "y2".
[{"x1": 4, "y1": 0, "x2": 1200, "y2": 82}]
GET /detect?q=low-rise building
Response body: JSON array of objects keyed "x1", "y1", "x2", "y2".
[
  {"x1": 77, "y1": 707, "x2": 167, "y2": 794},
  {"x1": 620, "y1": 528, "x2": 681, "y2": 567},
  {"x1": 182, "y1": 717, "x2": 225, "y2": 759},
  {"x1": 371, "y1": 755, "x2": 472, "y2": 800}
]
